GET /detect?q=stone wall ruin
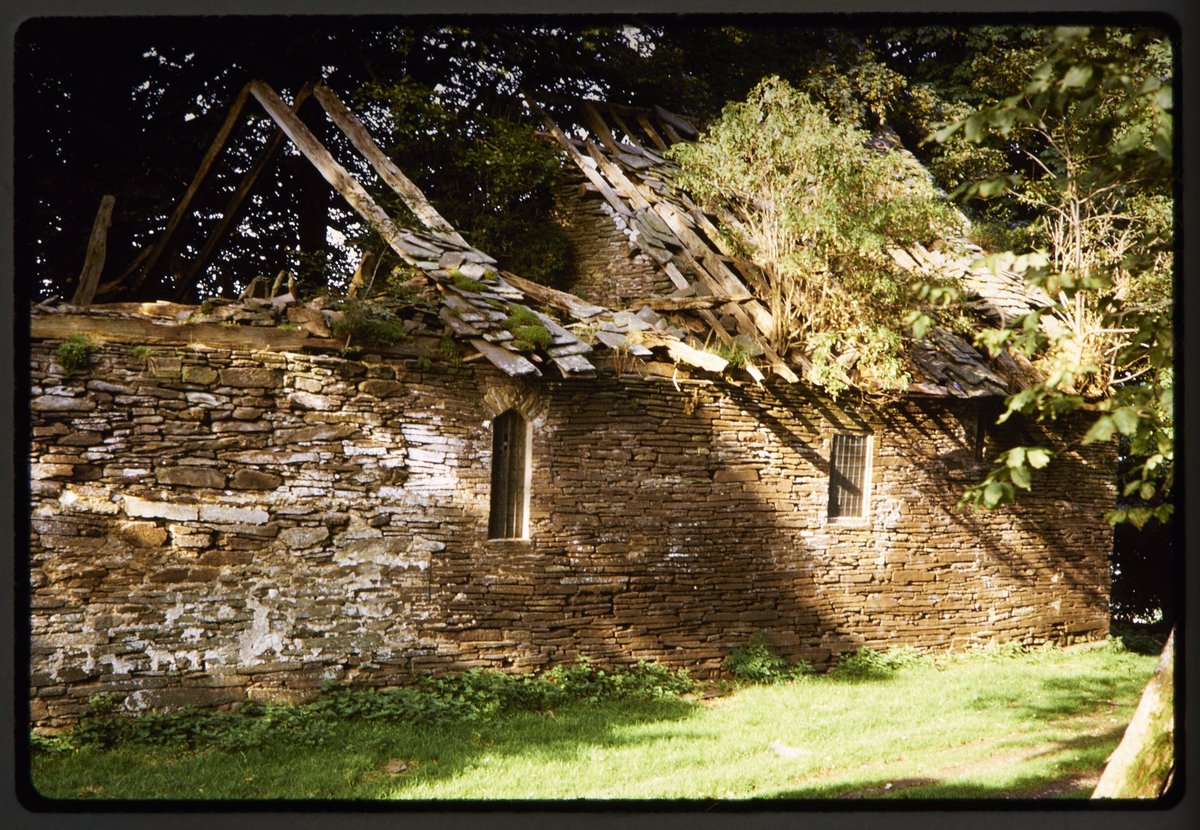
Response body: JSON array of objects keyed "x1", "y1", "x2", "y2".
[{"x1": 27, "y1": 329, "x2": 1113, "y2": 728}]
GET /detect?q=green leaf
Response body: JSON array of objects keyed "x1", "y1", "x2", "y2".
[
  {"x1": 1061, "y1": 64, "x2": 1094, "y2": 90},
  {"x1": 1082, "y1": 415, "x2": 1116, "y2": 444},
  {"x1": 1010, "y1": 464, "x2": 1032, "y2": 490},
  {"x1": 1111, "y1": 406, "x2": 1141, "y2": 436},
  {"x1": 964, "y1": 113, "x2": 984, "y2": 143},
  {"x1": 1026, "y1": 448, "x2": 1051, "y2": 469},
  {"x1": 1005, "y1": 447, "x2": 1026, "y2": 469},
  {"x1": 1138, "y1": 482, "x2": 1156, "y2": 501},
  {"x1": 982, "y1": 480, "x2": 1009, "y2": 509}
]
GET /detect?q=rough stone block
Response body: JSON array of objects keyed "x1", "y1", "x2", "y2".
[
  {"x1": 123, "y1": 495, "x2": 199, "y2": 522},
  {"x1": 113, "y1": 521, "x2": 167, "y2": 549},
  {"x1": 156, "y1": 467, "x2": 226, "y2": 489},
  {"x1": 713, "y1": 468, "x2": 760, "y2": 483},
  {"x1": 219, "y1": 367, "x2": 284, "y2": 388},
  {"x1": 198, "y1": 503, "x2": 270, "y2": 525},
  {"x1": 147, "y1": 357, "x2": 182, "y2": 379},
  {"x1": 31, "y1": 463, "x2": 75, "y2": 480},
  {"x1": 125, "y1": 687, "x2": 241, "y2": 713},
  {"x1": 280, "y1": 527, "x2": 331, "y2": 549},
  {"x1": 229, "y1": 469, "x2": 283, "y2": 490},
  {"x1": 31, "y1": 395, "x2": 96, "y2": 413},
  {"x1": 288, "y1": 391, "x2": 334, "y2": 411},
  {"x1": 360, "y1": 379, "x2": 406, "y2": 398},
  {"x1": 181, "y1": 366, "x2": 219, "y2": 385}
]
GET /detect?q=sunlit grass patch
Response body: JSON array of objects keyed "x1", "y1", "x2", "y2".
[{"x1": 30, "y1": 642, "x2": 1158, "y2": 801}]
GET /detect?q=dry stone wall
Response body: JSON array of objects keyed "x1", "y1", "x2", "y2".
[
  {"x1": 553, "y1": 185, "x2": 674, "y2": 307},
  {"x1": 28, "y1": 334, "x2": 1113, "y2": 727}
]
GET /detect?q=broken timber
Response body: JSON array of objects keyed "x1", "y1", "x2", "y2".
[
  {"x1": 248, "y1": 81, "x2": 436, "y2": 272},
  {"x1": 70, "y1": 194, "x2": 116, "y2": 307},
  {"x1": 101, "y1": 82, "x2": 254, "y2": 298},
  {"x1": 313, "y1": 84, "x2": 469, "y2": 248}
]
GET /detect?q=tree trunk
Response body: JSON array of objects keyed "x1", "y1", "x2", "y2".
[{"x1": 1092, "y1": 626, "x2": 1175, "y2": 798}]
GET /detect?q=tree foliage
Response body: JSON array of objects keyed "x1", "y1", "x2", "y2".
[
  {"x1": 922, "y1": 26, "x2": 1174, "y2": 526},
  {"x1": 668, "y1": 77, "x2": 961, "y2": 396}
]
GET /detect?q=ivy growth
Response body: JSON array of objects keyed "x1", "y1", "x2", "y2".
[{"x1": 668, "y1": 76, "x2": 961, "y2": 397}]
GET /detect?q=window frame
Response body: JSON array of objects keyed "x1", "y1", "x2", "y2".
[
  {"x1": 488, "y1": 409, "x2": 531, "y2": 540},
  {"x1": 827, "y1": 432, "x2": 873, "y2": 522}
]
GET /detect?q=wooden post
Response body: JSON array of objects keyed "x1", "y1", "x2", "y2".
[
  {"x1": 347, "y1": 251, "x2": 375, "y2": 299},
  {"x1": 99, "y1": 82, "x2": 253, "y2": 298},
  {"x1": 247, "y1": 81, "x2": 431, "y2": 271},
  {"x1": 1093, "y1": 628, "x2": 1176, "y2": 798},
  {"x1": 70, "y1": 194, "x2": 116, "y2": 307},
  {"x1": 312, "y1": 83, "x2": 468, "y2": 247},
  {"x1": 175, "y1": 84, "x2": 315, "y2": 301}
]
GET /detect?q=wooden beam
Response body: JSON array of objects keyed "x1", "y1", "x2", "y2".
[
  {"x1": 498, "y1": 270, "x2": 607, "y2": 320},
  {"x1": 622, "y1": 295, "x2": 719, "y2": 311},
  {"x1": 70, "y1": 194, "x2": 115, "y2": 306},
  {"x1": 346, "y1": 250, "x2": 375, "y2": 299},
  {"x1": 248, "y1": 80, "x2": 432, "y2": 270},
  {"x1": 635, "y1": 112, "x2": 670, "y2": 152},
  {"x1": 101, "y1": 82, "x2": 253, "y2": 298},
  {"x1": 174, "y1": 83, "x2": 314, "y2": 300},
  {"x1": 313, "y1": 83, "x2": 469, "y2": 247}
]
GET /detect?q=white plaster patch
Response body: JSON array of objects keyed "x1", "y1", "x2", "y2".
[{"x1": 123, "y1": 495, "x2": 199, "y2": 522}]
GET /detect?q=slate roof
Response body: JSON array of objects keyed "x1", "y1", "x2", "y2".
[
  {"x1": 526, "y1": 94, "x2": 1046, "y2": 398},
  {"x1": 41, "y1": 81, "x2": 1046, "y2": 398}
]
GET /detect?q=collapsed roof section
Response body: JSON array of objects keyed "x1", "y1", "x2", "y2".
[
  {"x1": 56, "y1": 80, "x2": 1041, "y2": 396},
  {"x1": 525, "y1": 93, "x2": 1044, "y2": 398}
]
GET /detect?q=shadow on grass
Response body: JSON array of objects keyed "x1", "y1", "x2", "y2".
[
  {"x1": 351, "y1": 696, "x2": 700, "y2": 798},
  {"x1": 967, "y1": 670, "x2": 1147, "y2": 721},
  {"x1": 760, "y1": 724, "x2": 1127, "y2": 801}
]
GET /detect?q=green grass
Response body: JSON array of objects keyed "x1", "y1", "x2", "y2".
[{"x1": 30, "y1": 642, "x2": 1158, "y2": 801}]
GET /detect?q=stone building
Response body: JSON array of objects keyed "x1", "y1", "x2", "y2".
[{"x1": 25, "y1": 86, "x2": 1114, "y2": 728}]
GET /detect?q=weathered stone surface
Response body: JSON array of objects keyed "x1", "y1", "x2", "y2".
[
  {"x1": 32, "y1": 395, "x2": 96, "y2": 413},
  {"x1": 198, "y1": 504, "x2": 270, "y2": 525},
  {"x1": 147, "y1": 357, "x2": 182, "y2": 379},
  {"x1": 114, "y1": 521, "x2": 168, "y2": 547},
  {"x1": 229, "y1": 469, "x2": 284, "y2": 490},
  {"x1": 359, "y1": 379, "x2": 406, "y2": 398},
  {"x1": 27, "y1": 334, "x2": 1114, "y2": 731},
  {"x1": 156, "y1": 467, "x2": 226, "y2": 488},
  {"x1": 181, "y1": 366, "x2": 219, "y2": 385},
  {"x1": 122, "y1": 495, "x2": 199, "y2": 522},
  {"x1": 280, "y1": 527, "x2": 330, "y2": 549},
  {"x1": 219, "y1": 368, "x2": 284, "y2": 388},
  {"x1": 31, "y1": 463, "x2": 75, "y2": 480},
  {"x1": 126, "y1": 687, "x2": 241, "y2": 712},
  {"x1": 276, "y1": 425, "x2": 357, "y2": 445},
  {"x1": 287, "y1": 391, "x2": 333, "y2": 410}
]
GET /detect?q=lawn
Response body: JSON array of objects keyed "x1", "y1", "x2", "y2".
[{"x1": 29, "y1": 640, "x2": 1159, "y2": 801}]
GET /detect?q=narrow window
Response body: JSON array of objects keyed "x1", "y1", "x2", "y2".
[
  {"x1": 828, "y1": 433, "x2": 871, "y2": 520},
  {"x1": 489, "y1": 409, "x2": 529, "y2": 539}
]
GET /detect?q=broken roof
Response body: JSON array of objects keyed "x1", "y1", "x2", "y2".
[
  {"x1": 525, "y1": 94, "x2": 1046, "y2": 398},
  {"x1": 45, "y1": 80, "x2": 1044, "y2": 398}
]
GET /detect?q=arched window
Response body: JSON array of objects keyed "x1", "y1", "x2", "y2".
[{"x1": 489, "y1": 409, "x2": 530, "y2": 539}]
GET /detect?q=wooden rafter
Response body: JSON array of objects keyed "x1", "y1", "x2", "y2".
[
  {"x1": 174, "y1": 83, "x2": 315, "y2": 300},
  {"x1": 99, "y1": 82, "x2": 254, "y2": 298},
  {"x1": 313, "y1": 83, "x2": 469, "y2": 247}
]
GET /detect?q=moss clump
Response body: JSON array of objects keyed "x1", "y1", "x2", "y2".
[
  {"x1": 713, "y1": 341, "x2": 752, "y2": 369},
  {"x1": 502, "y1": 306, "x2": 553, "y2": 352},
  {"x1": 437, "y1": 336, "x2": 463, "y2": 366},
  {"x1": 331, "y1": 300, "x2": 409, "y2": 348},
  {"x1": 449, "y1": 269, "x2": 488, "y2": 293},
  {"x1": 55, "y1": 334, "x2": 95, "y2": 373}
]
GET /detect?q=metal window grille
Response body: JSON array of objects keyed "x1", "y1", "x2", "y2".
[
  {"x1": 489, "y1": 410, "x2": 528, "y2": 539},
  {"x1": 828, "y1": 433, "x2": 869, "y2": 519}
]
